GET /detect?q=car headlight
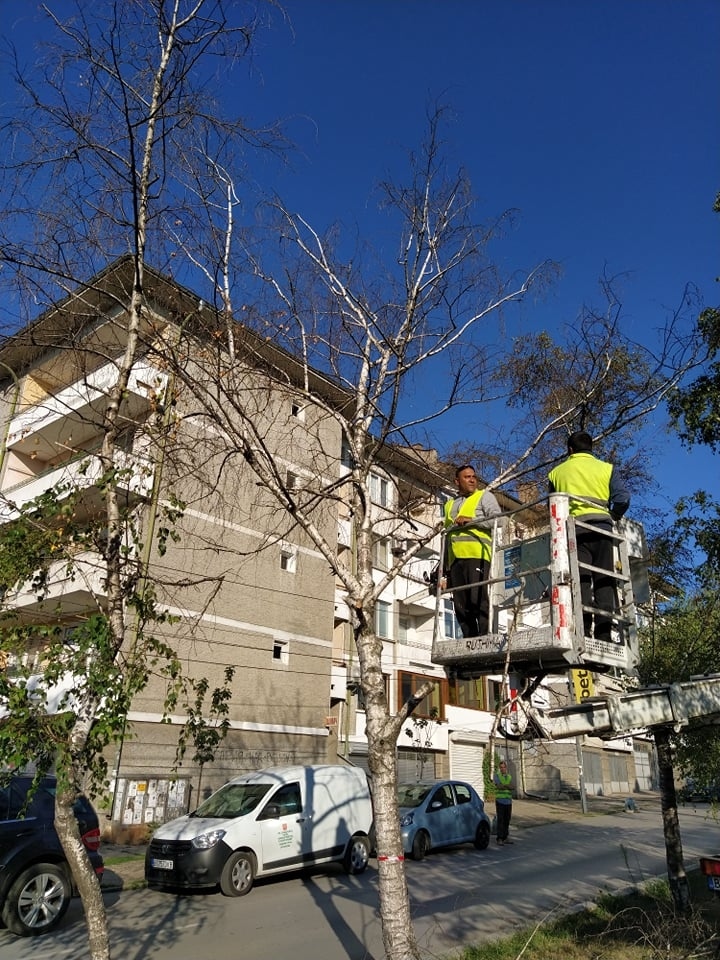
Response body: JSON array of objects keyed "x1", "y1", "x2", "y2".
[
  {"x1": 191, "y1": 829, "x2": 226, "y2": 850},
  {"x1": 399, "y1": 812, "x2": 414, "y2": 828}
]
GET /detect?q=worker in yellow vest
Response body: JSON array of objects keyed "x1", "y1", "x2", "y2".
[
  {"x1": 493, "y1": 759, "x2": 514, "y2": 845},
  {"x1": 443, "y1": 464, "x2": 501, "y2": 638},
  {"x1": 548, "y1": 431, "x2": 630, "y2": 641}
]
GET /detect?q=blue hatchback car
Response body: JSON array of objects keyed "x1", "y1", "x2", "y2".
[{"x1": 398, "y1": 779, "x2": 491, "y2": 860}]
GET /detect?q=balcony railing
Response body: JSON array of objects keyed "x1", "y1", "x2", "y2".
[
  {"x1": 0, "y1": 449, "x2": 154, "y2": 522},
  {"x1": 5, "y1": 550, "x2": 107, "y2": 614},
  {"x1": 7, "y1": 359, "x2": 166, "y2": 455}
]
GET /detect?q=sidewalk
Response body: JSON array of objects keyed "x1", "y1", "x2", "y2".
[
  {"x1": 511, "y1": 790, "x2": 661, "y2": 828},
  {"x1": 101, "y1": 845, "x2": 147, "y2": 891},
  {"x1": 100, "y1": 792, "x2": 662, "y2": 891}
]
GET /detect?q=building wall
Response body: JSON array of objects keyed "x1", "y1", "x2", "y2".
[{"x1": 0, "y1": 269, "x2": 659, "y2": 817}]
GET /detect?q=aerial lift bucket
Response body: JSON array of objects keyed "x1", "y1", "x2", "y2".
[{"x1": 430, "y1": 494, "x2": 644, "y2": 681}]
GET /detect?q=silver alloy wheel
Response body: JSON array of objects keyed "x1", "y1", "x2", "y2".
[
  {"x1": 219, "y1": 851, "x2": 256, "y2": 897},
  {"x1": 2, "y1": 863, "x2": 71, "y2": 936},
  {"x1": 343, "y1": 835, "x2": 370, "y2": 874}
]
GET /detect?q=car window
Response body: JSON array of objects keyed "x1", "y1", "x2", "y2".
[
  {"x1": 0, "y1": 785, "x2": 13, "y2": 820},
  {"x1": 40, "y1": 781, "x2": 93, "y2": 817},
  {"x1": 0, "y1": 779, "x2": 53, "y2": 820},
  {"x1": 73, "y1": 795, "x2": 95, "y2": 817},
  {"x1": 258, "y1": 783, "x2": 302, "y2": 820},
  {"x1": 454, "y1": 783, "x2": 473, "y2": 804},
  {"x1": 430, "y1": 785, "x2": 454, "y2": 809}
]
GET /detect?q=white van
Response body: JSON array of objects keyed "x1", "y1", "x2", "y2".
[{"x1": 145, "y1": 764, "x2": 374, "y2": 896}]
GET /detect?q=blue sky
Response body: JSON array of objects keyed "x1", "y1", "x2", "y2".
[
  {"x1": 250, "y1": 0, "x2": 720, "y2": 518},
  {"x1": 2, "y1": 0, "x2": 718, "y2": 522}
]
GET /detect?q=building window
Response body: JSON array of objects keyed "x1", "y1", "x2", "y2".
[
  {"x1": 398, "y1": 671, "x2": 442, "y2": 720},
  {"x1": 375, "y1": 599, "x2": 392, "y2": 639},
  {"x1": 396, "y1": 672, "x2": 493, "y2": 719},
  {"x1": 448, "y1": 676, "x2": 487, "y2": 711},
  {"x1": 398, "y1": 615, "x2": 411, "y2": 644},
  {"x1": 372, "y1": 537, "x2": 390, "y2": 571},
  {"x1": 290, "y1": 401, "x2": 305, "y2": 420},
  {"x1": 280, "y1": 546, "x2": 297, "y2": 573},
  {"x1": 337, "y1": 517, "x2": 351, "y2": 551},
  {"x1": 272, "y1": 639, "x2": 289, "y2": 664},
  {"x1": 369, "y1": 474, "x2": 390, "y2": 507},
  {"x1": 442, "y1": 599, "x2": 464, "y2": 640},
  {"x1": 286, "y1": 470, "x2": 299, "y2": 492},
  {"x1": 341, "y1": 435, "x2": 354, "y2": 468},
  {"x1": 488, "y1": 679, "x2": 504, "y2": 711}
]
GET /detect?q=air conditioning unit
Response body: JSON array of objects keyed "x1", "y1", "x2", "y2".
[{"x1": 392, "y1": 538, "x2": 408, "y2": 557}]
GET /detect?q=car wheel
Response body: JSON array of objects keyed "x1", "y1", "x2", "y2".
[
  {"x1": 474, "y1": 820, "x2": 491, "y2": 850},
  {"x1": 1, "y1": 862, "x2": 72, "y2": 937},
  {"x1": 343, "y1": 834, "x2": 370, "y2": 874},
  {"x1": 219, "y1": 851, "x2": 256, "y2": 897},
  {"x1": 410, "y1": 830, "x2": 430, "y2": 861}
]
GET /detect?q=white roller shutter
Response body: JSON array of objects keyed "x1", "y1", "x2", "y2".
[{"x1": 450, "y1": 740, "x2": 486, "y2": 798}]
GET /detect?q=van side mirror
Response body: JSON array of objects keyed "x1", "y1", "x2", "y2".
[{"x1": 260, "y1": 803, "x2": 281, "y2": 820}]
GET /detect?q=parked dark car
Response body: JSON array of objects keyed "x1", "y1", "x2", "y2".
[
  {"x1": 398, "y1": 779, "x2": 491, "y2": 860},
  {"x1": 679, "y1": 778, "x2": 720, "y2": 803},
  {"x1": 0, "y1": 774, "x2": 104, "y2": 936}
]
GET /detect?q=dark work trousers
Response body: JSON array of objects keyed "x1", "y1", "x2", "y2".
[
  {"x1": 447, "y1": 557, "x2": 491, "y2": 638},
  {"x1": 575, "y1": 523, "x2": 617, "y2": 640},
  {"x1": 495, "y1": 800, "x2": 512, "y2": 841}
]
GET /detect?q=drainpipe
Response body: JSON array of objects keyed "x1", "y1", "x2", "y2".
[
  {"x1": 110, "y1": 346, "x2": 179, "y2": 828},
  {"x1": 342, "y1": 516, "x2": 356, "y2": 761},
  {"x1": 0, "y1": 360, "x2": 21, "y2": 480}
]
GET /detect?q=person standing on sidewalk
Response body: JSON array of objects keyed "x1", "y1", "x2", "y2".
[{"x1": 494, "y1": 760, "x2": 514, "y2": 845}]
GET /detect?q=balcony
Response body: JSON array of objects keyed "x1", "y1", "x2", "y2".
[
  {"x1": 1, "y1": 359, "x2": 161, "y2": 521},
  {"x1": 0, "y1": 449, "x2": 154, "y2": 523},
  {"x1": 397, "y1": 557, "x2": 438, "y2": 615},
  {"x1": 6, "y1": 359, "x2": 165, "y2": 458},
  {"x1": 4, "y1": 550, "x2": 109, "y2": 617}
]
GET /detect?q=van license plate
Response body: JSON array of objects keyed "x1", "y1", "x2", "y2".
[
  {"x1": 151, "y1": 858, "x2": 173, "y2": 870},
  {"x1": 708, "y1": 876, "x2": 720, "y2": 891}
]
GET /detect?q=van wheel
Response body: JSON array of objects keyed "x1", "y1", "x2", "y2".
[
  {"x1": 474, "y1": 821, "x2": 491, "y2": 850},
  {"x1": 411, "y1": 830, "x2": 430, "y2": 861},
  {"x1": 343, "y1": 835, "x2": 370, "y2": 874},
  {"x1": 220, "y1": 851, "x2": 256, "y2": 897},
  {"x1": 1, "y1": 863, "x2": 71, "y2": 936}
]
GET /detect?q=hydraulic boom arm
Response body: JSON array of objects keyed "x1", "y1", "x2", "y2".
[{"x1": 524, "y1": 674, "x2": 720, "y2": 741}]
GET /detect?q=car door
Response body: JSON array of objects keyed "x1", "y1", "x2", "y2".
[
  {"x1": 425, "y1": 784, "x2": 457, "y2": 847},
  {"x1": 256, "y1": 781, "x2": 307, "y2": 873},
  {"x1": 452, "y1": 782, "x2": 479, "y2": 840}
]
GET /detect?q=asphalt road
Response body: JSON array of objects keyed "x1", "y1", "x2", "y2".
[{"x1": 1, "y1": 800, "x2": 717, "y2": 960}]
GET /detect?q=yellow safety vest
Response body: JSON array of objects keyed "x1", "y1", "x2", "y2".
[
  {"x1": 548, "y1": 453, "x2": 613, "y2": 520},
  {"x1": 494, "y1": 772, "x2": 513, "y2": 800},
  {"x1": 443, "y1": 490, "x2": 493, "y2": 563}
]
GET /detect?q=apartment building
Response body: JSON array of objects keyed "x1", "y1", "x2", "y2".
[{"x1": 0, "y1": 259, "x2": 655, "y2": 833}]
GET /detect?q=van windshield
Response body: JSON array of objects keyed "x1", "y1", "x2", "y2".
[{"x1": 193, "y1": 783, "x2": 271, "y2": 818}]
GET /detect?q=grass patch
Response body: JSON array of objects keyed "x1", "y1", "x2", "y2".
[
  {"x1": 461, "y1": 870, "x2": 720, "y2": 960},
  {"x1": 126, "y1": 878, "x2": 148, "y2": 890},
  {"x1": 103, "y1": 852, "x2": 146, "y2": 866}
]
